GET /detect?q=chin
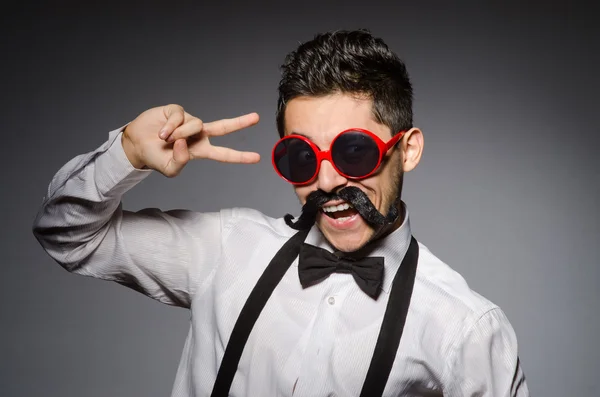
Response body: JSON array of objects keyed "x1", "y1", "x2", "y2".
[{"x1": 329, "y1": 237, "x2": 368, "y2": 253}]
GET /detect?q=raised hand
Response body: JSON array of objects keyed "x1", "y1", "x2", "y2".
[{"x1": 122, "y1": 104, "x2": 261, "y2": 177}]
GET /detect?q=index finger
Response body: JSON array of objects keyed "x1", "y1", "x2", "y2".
[
  {"x1": 159, "y1": 104, "x2": 186, "y2": 139},
  {"x1": 202, "y1": 112, "x2": 260, "y2": 136}
]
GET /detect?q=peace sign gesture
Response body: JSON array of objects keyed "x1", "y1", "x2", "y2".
[{"x1": 122, "y1": 104, "x2": 261, "y2": 177}]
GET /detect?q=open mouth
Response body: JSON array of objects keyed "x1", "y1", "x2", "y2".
[{"x1": 321, "y1": 202, "x2": 359, "y2": 221}]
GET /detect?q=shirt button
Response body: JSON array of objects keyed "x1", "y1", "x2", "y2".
[{"x1": 327, "y1": 296, "x2": 336, "y2": 305}]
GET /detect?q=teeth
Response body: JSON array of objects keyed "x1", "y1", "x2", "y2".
[{"x1": 322, "y1": 203, "x2": 353, "y2": 213}]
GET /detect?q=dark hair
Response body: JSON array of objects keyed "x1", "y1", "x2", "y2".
[{"x1": 276, "y1": 29, "x2": 413, "y2": 138}]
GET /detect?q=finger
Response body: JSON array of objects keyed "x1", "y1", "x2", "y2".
[
  {"x1": 166, "y1": 117, "x2": 204, "y2": 143},
  {"x1": 203, "y1": 145, "x2": 261, "y2": 164},
  {"x1": 202, "y1": 112, "x2": 260, "y2": 137},
  {"x1": 159, "y1": 104, "x2": 185, "y2": 140},
  {"x1": 164, "y1": 139, "x2": 190, "y2": 177}
]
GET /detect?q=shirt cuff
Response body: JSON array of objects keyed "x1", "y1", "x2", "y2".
[{"x1": 94, "y1": 127, "x2": 153, "y2": 198}]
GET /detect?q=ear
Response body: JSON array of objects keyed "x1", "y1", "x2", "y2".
[{"x1": 400, "y1": 128, "x2": 424, "y2": 172}]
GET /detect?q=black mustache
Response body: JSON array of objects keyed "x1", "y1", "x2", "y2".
[{"x1": 284, "y1": 186, "x2": 400, "y2": 231}]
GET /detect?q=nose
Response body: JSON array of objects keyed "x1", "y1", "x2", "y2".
[{"x1": 316, "y1": 160, "x2": 348, "y2": 193}]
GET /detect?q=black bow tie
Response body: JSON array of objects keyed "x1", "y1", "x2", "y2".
[{"x1": 298, "y1": 243, "x2": 385, "y2": 299}]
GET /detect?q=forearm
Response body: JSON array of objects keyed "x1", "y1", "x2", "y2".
[{"x1": 32, "y1": 127, "x2": 150, "y2": 270}]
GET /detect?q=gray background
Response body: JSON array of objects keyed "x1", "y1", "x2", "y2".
[{"x1": 2, "y1": 1, "x2": 598, "y2": 396}]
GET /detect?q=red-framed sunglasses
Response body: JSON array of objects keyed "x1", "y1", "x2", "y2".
[{"x1": 272, "y1": 128, "x2": 406, "y2": 185}]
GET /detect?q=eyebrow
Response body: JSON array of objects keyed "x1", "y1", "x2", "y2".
[
  {"x1": 288, "y1": 131, "x2": 325, "y2": 150},
  {"x1": 289, "y1": 131, "x2": 311, "y2": 139}
]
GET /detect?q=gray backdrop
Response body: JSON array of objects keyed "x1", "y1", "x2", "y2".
[{"x1": 2, "y1": 1, "x2": 598, "y2": 396}]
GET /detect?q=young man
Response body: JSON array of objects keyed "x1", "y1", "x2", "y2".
[{"x1": 33, "y1": 30, "x2": 529, "y2": 396}]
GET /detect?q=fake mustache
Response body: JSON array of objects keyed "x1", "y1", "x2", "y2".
[{"x1": 284, "y1": 186, "x2": 400, "y2": 231}]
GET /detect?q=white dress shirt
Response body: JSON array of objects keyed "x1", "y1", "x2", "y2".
[{"x1": 33, "y1": 127, "x2": 529, "y2": 396}]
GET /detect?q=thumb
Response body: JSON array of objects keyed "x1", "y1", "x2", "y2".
[{"x1": 164, "y1": 139, "x2": 190, "y2": 177}]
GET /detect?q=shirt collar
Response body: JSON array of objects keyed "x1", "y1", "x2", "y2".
[{"x1": 300, "y1": 202, "x2": 412, "y2": 294}]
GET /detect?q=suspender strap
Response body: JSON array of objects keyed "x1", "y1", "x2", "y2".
[
  {"x1": 210, "y1": 229, "x2": 310, "y2": 397},
  {"x1": 359, "y1": 236, "x2": 419, "y2": 397}
]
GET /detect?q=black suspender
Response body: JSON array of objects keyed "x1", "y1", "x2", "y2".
[
  {"x1": 210, "y1": 229, "x2": 310, "y2": 396},
  {"x1": 359, "y1": 236, "x2": 419, "y2": 396},
  {"x1": 211, "y1": 232, "x2": 419, "y2": 397}
]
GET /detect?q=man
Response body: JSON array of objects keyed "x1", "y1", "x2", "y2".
[{"x1": 33, "y1": 30, "x2": 529, "y2": 396}]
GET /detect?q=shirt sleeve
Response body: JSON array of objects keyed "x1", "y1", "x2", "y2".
[
  {"x1": 444, "y1": 308, "x2": 530, "y2": 397},
  {"x1": 32, "y1": 127, "x2": 224, "y2": 309}
]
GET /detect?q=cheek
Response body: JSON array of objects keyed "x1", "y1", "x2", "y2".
[
  {"x1": 368, "y1": 167, "x2": 400, "y2": 204},
  {"x1": 384, "y1": 167, "x2": 403, "y2": 201},
  {"x1": 293, "y1": 186, "x2": 313, "y2": 204}
]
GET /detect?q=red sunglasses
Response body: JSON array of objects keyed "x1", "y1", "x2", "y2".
[{"x1": 272, "y1": 128, "x2": 406, "y2": 185}]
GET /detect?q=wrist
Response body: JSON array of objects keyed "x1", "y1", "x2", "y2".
[{"x1": 121, "y1": 127, "x2": 147, "y2": 170}]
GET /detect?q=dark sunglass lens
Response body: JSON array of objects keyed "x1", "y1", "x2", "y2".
[
  {"x1": 331, "y1": 131, "x2": 380, "y2": 177},
  {"x1": 273, "y1": 138, "x2": 317, "y2": 183}
]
